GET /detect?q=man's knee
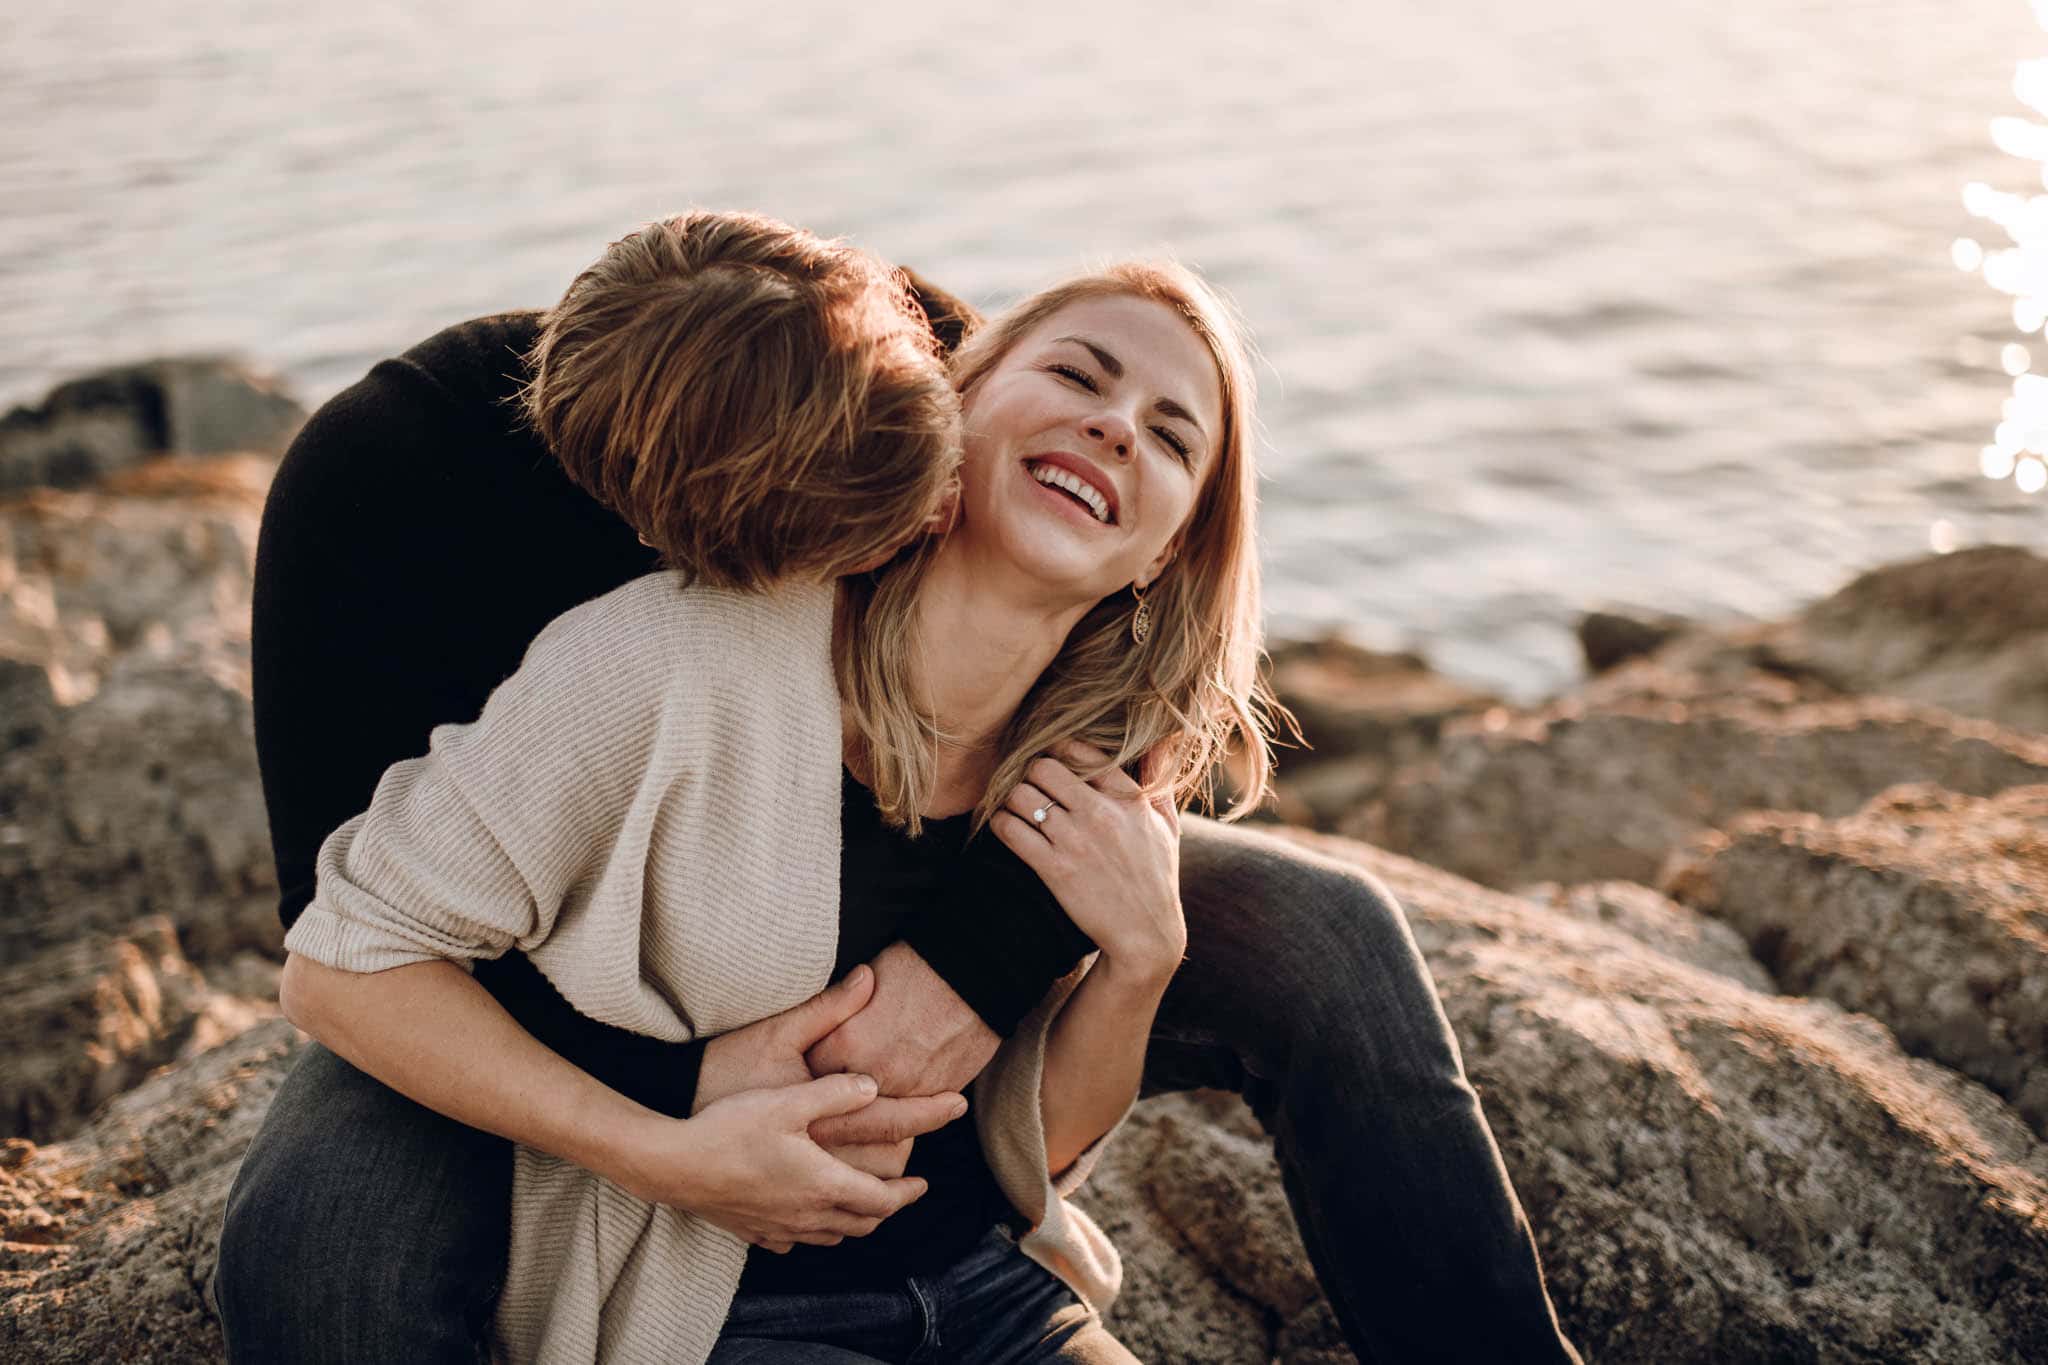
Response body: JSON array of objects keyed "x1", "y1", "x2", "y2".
[{"x1": 214, "y1": 1044, "x2": 511, "y2": 1362}]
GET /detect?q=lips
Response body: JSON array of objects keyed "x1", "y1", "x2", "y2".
[{"x1": 1022, "y1": 451, "x2": 1119, "y2": 525}]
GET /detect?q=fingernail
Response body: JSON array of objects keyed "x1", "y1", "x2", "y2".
[
  {"x1": 854, "y1": 1074, "x2": 878, "y2": 1095},
  {"x1": 948, "y1": 1096, "x2": 969, "y2": 1119}
]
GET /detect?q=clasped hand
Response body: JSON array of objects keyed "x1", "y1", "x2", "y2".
[{"x1": 629, "y1": 953, "x2": 996, "y2": 1253}]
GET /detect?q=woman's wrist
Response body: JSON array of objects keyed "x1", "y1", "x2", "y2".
[{"x1": 1088, "y1": 939, "x2": 1182, "y2": 997}]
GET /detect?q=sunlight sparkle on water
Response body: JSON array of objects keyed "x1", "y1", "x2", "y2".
[
  {"x1": 1970, "y1": 30, "x2": 2048, "y2": 493},
  {"x1": 2021, "y1": 59, "x2": 2048, "y2": 117}
]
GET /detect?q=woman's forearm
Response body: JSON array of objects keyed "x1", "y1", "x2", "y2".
[
  {"x1": 279, "y1": 953, "x2": 661, "y2": 1179},
  {"x1": 1039, "y1": 955, "x2": 1174, "y2": 1177}
]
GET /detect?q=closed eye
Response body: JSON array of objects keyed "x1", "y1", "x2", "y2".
[
  {"x1": 1152, "y1": 425, "x2": 1191, "y2": 460},
  {"x1": 1046, "y1": 362, "x2": 1100, "y2": 393}
]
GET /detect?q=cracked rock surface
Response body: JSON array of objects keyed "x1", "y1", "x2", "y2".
[{"x1": 1666, "y1": 782, "x2": 2048, "y2": 1139}]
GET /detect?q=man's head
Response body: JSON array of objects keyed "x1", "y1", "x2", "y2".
[{"x1": 522, "y1": 211, "x2": 963, "y2": 588}]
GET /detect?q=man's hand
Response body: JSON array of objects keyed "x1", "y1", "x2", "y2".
[
  {"x1": 695, "y1": 964, "x2": 967, "y2": 1178},
  {"x1": 805, "y1": 941, "x2": 1000, "y2": 1101}
]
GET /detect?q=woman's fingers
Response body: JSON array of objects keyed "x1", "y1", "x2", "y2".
[
  {"x1": 1001, "y1": 781, "x2": 1059, "y2": 835},
  {"x1": 1049, "y1": 740, "x2": 1141, "y2": 796},
  {"x1": 992, "y1": 809, "x2": 1054, "y2": 872},
  {"x1": 1025, "y1": 755, "x2": 1094, "y2": 812}
]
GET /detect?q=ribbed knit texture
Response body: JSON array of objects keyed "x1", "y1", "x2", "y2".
[{"x1": 284, "y1": 573, "x2": 1124, "y2": 1364}]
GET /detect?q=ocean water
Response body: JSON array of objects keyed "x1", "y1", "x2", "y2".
[{"x1": 5, "y1": 0, "x2": 2044, "y2": 697}]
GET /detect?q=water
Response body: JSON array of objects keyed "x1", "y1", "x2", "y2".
[{"x1": 5, "y1": 0, "x2": 2044, "y2": 698}]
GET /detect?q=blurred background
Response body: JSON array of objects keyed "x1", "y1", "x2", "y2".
[{"x1": 5, "y1": 0, "x2": 2043, "y2": 698}]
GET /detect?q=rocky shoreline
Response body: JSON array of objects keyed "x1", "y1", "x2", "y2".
[{"x1": 4, "y1": 363, "x2": 2046, "y2": 1362}]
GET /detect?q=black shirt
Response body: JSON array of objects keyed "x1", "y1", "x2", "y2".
[
  {"x1": 250, "y1": 311, "x2": 1093, "y2": 1120},
  {"x1": 738, "y1": 770, "x2": 1022, "y2": 1293}
]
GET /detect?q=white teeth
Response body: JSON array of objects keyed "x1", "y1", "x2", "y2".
[{"x1": 1029, "y1": 463, "x2": 1112, "y2": 523}]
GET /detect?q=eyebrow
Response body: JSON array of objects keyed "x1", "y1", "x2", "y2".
[{"x1": 1054, "y1": 334, "x2": 1210, "y2": 449}]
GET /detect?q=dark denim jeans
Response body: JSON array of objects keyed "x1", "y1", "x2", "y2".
[
  {"x1": 707, "y1": 1226, "x2": 1131, "y2": 1363},
  {"x1": 215, "y1": 818, "x2": 1580, "y2": 1364}
]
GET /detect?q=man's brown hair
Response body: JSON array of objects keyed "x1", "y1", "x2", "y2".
[{"x1": 522, "y1": 211, "x2": 962, "y2": 588}]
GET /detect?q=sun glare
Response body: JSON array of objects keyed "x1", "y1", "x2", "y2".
[{"x1": 1965, "y1": 20, "x2": 2048, "y2": 497}]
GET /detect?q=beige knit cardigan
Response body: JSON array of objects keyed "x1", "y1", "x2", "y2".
[{"x1": 283, "y1": 575, "x2": 1123, "y2": 1365}]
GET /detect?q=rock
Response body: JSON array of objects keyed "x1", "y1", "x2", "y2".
[
  {"x1": 0, "y1": 1020, "x2": 304, "y2": 1365},
  {"x1": 1577, "y1": 608, "x2": 1692, "y2": 674},
  {"x1": 1665, "y1": 783, "x2": 2048, "y2": 1138},
  {"x1": 1516, "y1": 881, "x2": 1775, "y2": 991},
  {"x1": 0, "y1": 360, "x2": 304, "y2": 494},
  {"x1": 1361, "y1": 692, "x2": 2048, "y2": 889},
  {"x1": 1078, "y1": 1093, "x2": 1278, "y2": 1361},
  {"x1": 1585, "y1": 548, "x2": 2048, "y2": 737},
  {"x1": 0, "y1": 916, "x2": 274, "y2": 1144},
  {"x1": 1266, "y1": 633, "x2": 1499, "y2": 829},
  {"x1": 0, "y1": 453, "x2": 267, "y2": 700},
  {"x1": 1779, "y1": 547, "x2": 2048, "y2": 736},
  {"x1": 0, "y1": 656, "x2": 280, "y2": 968},
  {"x1": 1284, "y1": 831, "x2": 2048, "y2": 1364},
  {"x1": 7, "y1": 836, "x2": 2048, "y2": 1362}
]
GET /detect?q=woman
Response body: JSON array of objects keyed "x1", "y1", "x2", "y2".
[{"x1": 277, "y1": 259, "x2": 1272, "y2": 1363}]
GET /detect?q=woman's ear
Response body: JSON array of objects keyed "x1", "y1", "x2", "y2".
[{"x1": 1135, "y1": 538, "x2": 1180, "y2": 592}]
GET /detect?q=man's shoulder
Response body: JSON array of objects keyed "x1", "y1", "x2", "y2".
[{"x1": 390, "y1": 310, "x2": 545, "y2": 413}]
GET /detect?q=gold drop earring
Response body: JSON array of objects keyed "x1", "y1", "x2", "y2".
[{"x1": 1130, "y1": 581, "x2": 1153, "y2": 645}]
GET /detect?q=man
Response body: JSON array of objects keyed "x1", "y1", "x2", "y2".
[{"x1": 214, "y1": 218, "x2": 1579, "y2": 1363}]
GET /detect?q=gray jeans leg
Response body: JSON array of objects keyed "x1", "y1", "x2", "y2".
[
  {"x1": 215, "y1": 1042, "x2": 512, "y2": 1364},
  {"x1": 1156, "y1": 818, "x2": 1581, "y2": 1365}
]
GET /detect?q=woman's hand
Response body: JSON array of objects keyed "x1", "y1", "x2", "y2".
[
  {"x1": 613, "y1": 1073, "x2": 931, "y2": 1254},
  {"x1": 695, "y1": 963, "x2": 969, "y2": 1180},
  {"x1": 991, "y1": 740, "x2": 1187, "y2": 982}
]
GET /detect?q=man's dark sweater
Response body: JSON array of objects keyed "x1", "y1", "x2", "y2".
[{"x1": 251, "y1": 310, "x2": 1091, "y2": 1121}]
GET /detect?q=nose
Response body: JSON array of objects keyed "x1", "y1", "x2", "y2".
[{"x1": 1084, "y1": 411, "x2": 1136, "y2": 462}]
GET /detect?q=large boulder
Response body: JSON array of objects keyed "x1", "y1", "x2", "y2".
[
  {"x1": 0, "y1": 917, "x2": 276, "y2": 1144},
  {"x1": 1666, "y1": 783, "x2": 2048, "y2": 1138},
  {"x1": 0, "y1": 361, "x2": 303, "y2": 495},
  {"x1": 1774, "y1": 546, "x2": 2048, "y2": 736},
  {"x1": 1265, "y1": 633, "x2": 1499, "y2": 830},
  {"x1": 0, "y1": 657, "x2": 279, "y2": 969},
  {"x1": 6, "y1": 837, "x2": 2048, "y2": 1362},
  {"x1": 1361, "y1": 692, "x2": 2048, "y2": 889},
  {"x1": 1515, "y1": 880, "x2": 1775, "y2": 991},
  {"x1": 1296, "y1": 833, "x2": 2048, "y2": 1363},
  {"x1": 1577, "y1": 547, "x2": 2048, "y2": 738},
  {"x1": 0, "y1": 454, "x2": 266, "y2": 700},
  {"x1": 0, "y1": 1019, "x2": 303, "y2": 1365}
]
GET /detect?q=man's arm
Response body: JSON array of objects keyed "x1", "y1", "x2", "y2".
[
  {"x1": 279, "y1": 954, "x2": 930, "y2": 1251},
  {"x1": 250, "y1": 339, "x2": 719, "y2": 1118},
  {"x1": 808, "y1": 837, "x2": 1096, "y2": 1098}
]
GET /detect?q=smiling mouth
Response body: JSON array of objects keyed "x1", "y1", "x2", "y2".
[{"x1": 1025, "y1": 460, "x2": 1115, "y2": 524}]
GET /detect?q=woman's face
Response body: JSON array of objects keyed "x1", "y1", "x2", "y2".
[{"x1": 955, "y1": 294, "x2": 1224, "y2": 604}]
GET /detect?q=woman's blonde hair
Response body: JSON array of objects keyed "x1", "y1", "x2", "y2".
[
  {"x1": 840, "y1": 260, "x2": 1280, "y2": 834},
  {"x1": 522, "y1": 211, "x2": 961, "y2": 589}
]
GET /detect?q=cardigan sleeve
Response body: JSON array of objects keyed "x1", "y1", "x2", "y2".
[{"x1": 284, "y1": 582, "x2": 670, "y2": 975}]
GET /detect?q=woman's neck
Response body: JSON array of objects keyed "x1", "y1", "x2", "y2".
[{"x1": 909, "y1": 544, "x2": 1093, "y2": 758}]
